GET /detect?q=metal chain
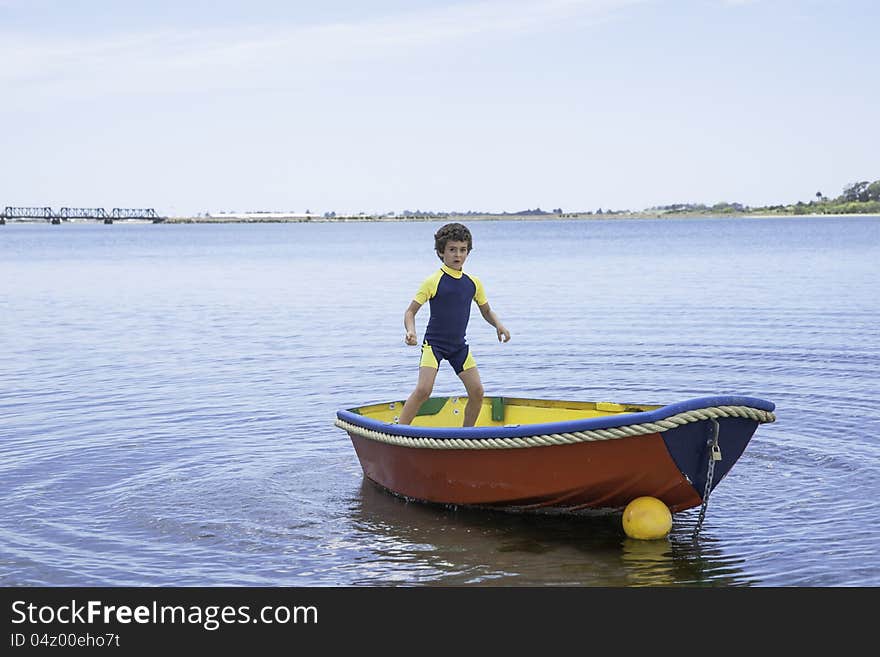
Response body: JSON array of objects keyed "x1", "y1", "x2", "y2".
[{"x1": 692, "y1": 419, "x2": 721, "y2": 540}]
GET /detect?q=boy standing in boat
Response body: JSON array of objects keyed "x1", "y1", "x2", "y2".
[{"x1": 398, "y1": 222, "x2": 510, "y2": 427}]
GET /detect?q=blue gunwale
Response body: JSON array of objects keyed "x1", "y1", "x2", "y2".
[{"x1": 336, "y1": 394, "x2": 775, "y2": 442}]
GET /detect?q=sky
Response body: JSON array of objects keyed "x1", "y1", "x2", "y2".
[{"x1": 1, "y1": 0, "x2": 877, "y2": 216}]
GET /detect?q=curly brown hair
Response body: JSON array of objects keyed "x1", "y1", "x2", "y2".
[{"x1": 434, "y1": 223, "x2": 472, "y2": 259}]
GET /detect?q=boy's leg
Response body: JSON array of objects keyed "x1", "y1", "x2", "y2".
[
  {"x1": 398, "y1": 366, "x2": 439, "y2": 425},
  {"x1": 458, "y1": 366, "x2": 485, "y2": 427}
]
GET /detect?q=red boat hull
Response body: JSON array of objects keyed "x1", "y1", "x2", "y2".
[{"x1": 346, "y1": 431, "x2": 703, "y2": 513}]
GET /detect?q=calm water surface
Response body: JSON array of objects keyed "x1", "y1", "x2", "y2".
[{"x1": 1, "y1": 216, "x2": 878, "y2": 586}]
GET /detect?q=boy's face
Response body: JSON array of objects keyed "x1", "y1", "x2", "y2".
[{"x1": 439, "y1": 240, "x2": 470, "y2": 270}]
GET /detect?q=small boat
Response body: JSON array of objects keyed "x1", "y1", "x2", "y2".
[{"x1": 334, "y1": 394, "x2": 776, "y2": 515}]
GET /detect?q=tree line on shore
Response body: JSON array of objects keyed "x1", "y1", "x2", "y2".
[
  {"x1": 651, "y1": 179, "x2": 880, "y2": 216},
  {"x1": 383, "y1": 179, "x2": 880, "y2": 218}
]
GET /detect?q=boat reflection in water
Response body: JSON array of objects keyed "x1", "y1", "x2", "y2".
[{"x1": 350, "y1": 479, "x2": 751, "y2": 586}]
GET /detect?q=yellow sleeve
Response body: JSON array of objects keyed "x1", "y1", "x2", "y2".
[
  {"x1": 413, "y1": 270, "x2": 443, "y2": 304},
  {"x1": 470, "y1": 274, "x2": 488, "y2": 305}
]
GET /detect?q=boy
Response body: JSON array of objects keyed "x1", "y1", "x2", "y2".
[{"x1": 397, "y1": 222, "x2": 510, "y2": 427}]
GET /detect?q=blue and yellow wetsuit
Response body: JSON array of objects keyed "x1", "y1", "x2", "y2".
[{"x1": 414, "y1": 264, "x2": 488, "y2": 374}]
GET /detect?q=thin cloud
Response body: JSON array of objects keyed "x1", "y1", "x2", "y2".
[{"x1": 0, "y1": 0, "x2": 646, "y2": 98}]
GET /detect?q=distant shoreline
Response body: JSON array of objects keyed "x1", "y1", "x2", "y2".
[
  {"x1": 3, "y1": 212, "x2": 878, "y2": 226},
  {"x1": 161, "y1": 211, "x2": 879, "y2": 224}
]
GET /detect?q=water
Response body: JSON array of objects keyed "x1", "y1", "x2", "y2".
[{"x1": 1, "y1": 216, "x2": 878, "y2": 586}]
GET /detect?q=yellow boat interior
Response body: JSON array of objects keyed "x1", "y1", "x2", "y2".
[{"x1": 349, "y1": 396, "x2": 662, "y2": 428}]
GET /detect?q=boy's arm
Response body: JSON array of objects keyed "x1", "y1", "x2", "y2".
[
  {"x1": 478, "y1": 302, "x2": 511, "y2": 343},
  {"x1": 404, "y1": 301, "x2": 422, "y2": 345}
]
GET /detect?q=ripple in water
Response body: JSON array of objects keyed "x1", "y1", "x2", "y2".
[{"x1": 1, "y1": 217, "x2": 878, "y2": 586}]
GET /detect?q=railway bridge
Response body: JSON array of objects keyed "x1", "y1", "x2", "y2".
[{"x1": 1, "y1": 206, "x2": 165, "y2": 224}]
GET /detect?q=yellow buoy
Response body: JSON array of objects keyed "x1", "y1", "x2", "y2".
[{"x1": 622, "y1": 496, "x2": 672, "y2": 540}]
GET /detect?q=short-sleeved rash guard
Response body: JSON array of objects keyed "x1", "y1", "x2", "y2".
[{"x1": 414, "y1": 264, "x2": 487, "y2": 352}]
